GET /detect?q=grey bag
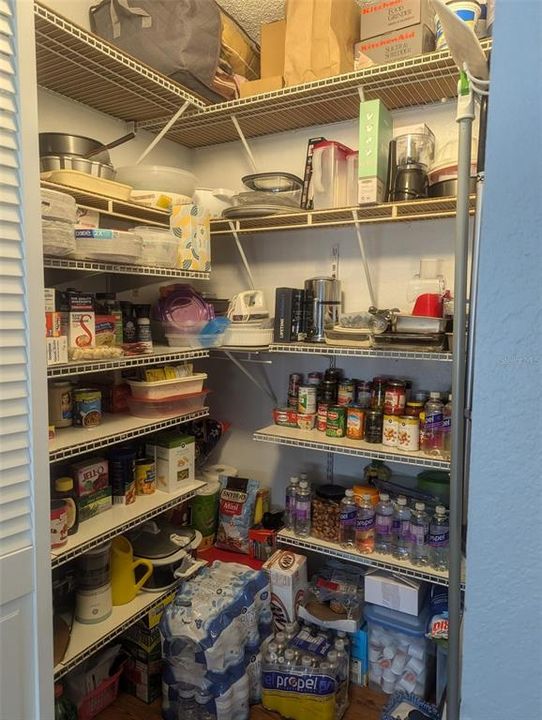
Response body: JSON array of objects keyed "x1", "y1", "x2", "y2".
[{"x1": 89, "y1": 0, "x2": 222, "y2": 101}]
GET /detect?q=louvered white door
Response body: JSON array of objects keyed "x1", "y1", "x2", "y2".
[{"x1": 0, "y1": 1, "x2": 52, "y2": 718}]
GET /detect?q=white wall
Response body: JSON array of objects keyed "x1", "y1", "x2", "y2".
[{"x1": 460, "y1": 2, "x2": 542, "y2": 718}]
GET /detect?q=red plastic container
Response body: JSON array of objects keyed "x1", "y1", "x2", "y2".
[
  {"x1": 77, "y1": 667, "x2": 123, "y2": 720},
  {"x1": 412, "y1": 293, "x2": 443, "y2": 318}
]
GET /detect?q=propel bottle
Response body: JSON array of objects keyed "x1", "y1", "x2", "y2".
[
  {"x1": 294, "y1": 480, "x2": 311, "y2": 537},
  {"x1": 339, "y1": 489, "x2": 357, "y2": 547},
  {"x1": 429, "y1": 505, "x2": 449, "y2": 570},
  {"x1": 374, "y1": 493, "x2": 394, "y2": 554}
]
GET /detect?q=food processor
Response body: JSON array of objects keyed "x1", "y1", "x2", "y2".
[{"x1": 387, "y1": 133, "x2": 435, "y2": 201}]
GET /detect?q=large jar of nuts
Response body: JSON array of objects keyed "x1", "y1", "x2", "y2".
[{"x1": 311, "y1": 484, "x2": 346, "y2": 543}]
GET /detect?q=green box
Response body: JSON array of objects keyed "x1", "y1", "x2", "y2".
[
  {"x1": 358, "y1": 99, "x2": 393, "y2": 204},
  {"x1": 78, "y1": 486, "x2": 112, "y2": 522}
]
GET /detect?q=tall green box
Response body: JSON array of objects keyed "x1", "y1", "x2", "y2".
[
  {"x1": 146, "y1": 432, "x2": 195, "y2": 494},
  {"x1": 358, "y1": 99, "x2": 393, "y2": 205}
]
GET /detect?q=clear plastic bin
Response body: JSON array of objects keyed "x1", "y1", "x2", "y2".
[
  {"x1": 74, "y1": 229, "x2": 142, "y2": 264},
  {"x1": 127, "y1": 373, "x2": 207, "y2": 400},
  {"x1": 364, "y1": 602, "x2": 432, "y2": 699},
  {"x1": 134, "y1": 226, "x2": 179, "y2": 268},
  {"x1": 127, "y1": 389, "x2": 209, "y2": 418}
]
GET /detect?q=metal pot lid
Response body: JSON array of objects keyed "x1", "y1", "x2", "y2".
[
  {"x1": 241, "y1": 172, "x2": 303, "y2": 193},
  {"x1": 128, "y1": 520, "x2": 196, "y2": 559}
]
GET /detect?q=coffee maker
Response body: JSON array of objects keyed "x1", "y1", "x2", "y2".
[
  {"x1": 386, "y1": 133, "x2": 435, "y2": 201},
  {"x1": 304, "y1": 277, "x2": 341, "y2": 342}
]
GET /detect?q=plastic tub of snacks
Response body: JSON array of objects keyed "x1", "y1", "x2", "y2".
[
  {"x1": 134, "y1": 226, "x2": 179, "y2": 268},
  {"x1": 127, "y1": 373, "x2": 207, "y2": 400},
  {"x1": 127, "y1": 389, "x2": 209, "y2": 419}
]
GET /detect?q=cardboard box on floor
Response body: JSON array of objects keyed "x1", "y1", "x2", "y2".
[
  {"x1": 355, "y1": 23, "x2": 435, "y2": 68},
  {"x1": 261, "y1": 19, "x2": 286, "y2": 77},
  {"x1": 284, "y1": 0, "x2": 359, "y2": 86},
  {"x1": 359, "y1": 0, "x2": 435, "y2": 41}
]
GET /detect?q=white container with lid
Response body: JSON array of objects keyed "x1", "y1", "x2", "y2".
[
  {"x1": 134, "y1": 226, "x2": 178, "y2": 268},
  {"x1": 127, "y1": 373, "x2": 207, "y2": 400},
  {"x1": 73, "y1": 229, "x2": 142, "y2": 264}
]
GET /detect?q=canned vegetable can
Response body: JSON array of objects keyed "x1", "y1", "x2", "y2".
[
  {"x1": 135, "y1": 458, "x2": 156, "y2": 495},
  {"x1": 298, "y1": 384, "x2": 317, "y2": 415},
  {"x1": 346, "y1": 406, "x2": 365, "y2": 440},
  {"x1": 397, "y1": 415, "x2": 420, "y2": 452},
  {"x1": 72, "y1": 388, "x2": 102, "y2": 427},
  {"x1": 326, "y1": 406, "x2": 347, "y2": 438}
]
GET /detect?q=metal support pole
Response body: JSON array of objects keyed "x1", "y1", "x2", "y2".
[
  {"x1": 447, "y1": 75, "x2": 475, "y2": 720},
  {"x1": 227, "y1": 221, "x2": 256, "y2": 290},
  {"x1": 135, "y1": 100, "x2": 191, "y2": 165},
  {"x1": 231, "y1": 115, "x2": 258, "y2": 174},
  {"x1": 352, "y1": 210, "x2": 377, "y2": 308},
  {"x1": 223, "y1": 350, "x2": 277, "y2": 405}
]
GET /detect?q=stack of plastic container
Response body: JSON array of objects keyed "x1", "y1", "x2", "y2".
[
  {"x1": 160, "y1": 561, "x2": 272, "y2": 720},
  {"x1": 41, "y1": 188, "x2": 77, "y2": 257}
]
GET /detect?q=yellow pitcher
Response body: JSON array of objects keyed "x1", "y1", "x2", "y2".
[{"x1": 110, "y1": 536, "x2": 153, "y2": 606}]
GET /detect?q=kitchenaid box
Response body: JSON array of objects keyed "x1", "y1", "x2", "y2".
[
  {"x1": 359, "y1": 0, "x2": 435, "y2": 40},
  {"x1": 354, "y1": 23, "x2": 435, "y2": 68}
]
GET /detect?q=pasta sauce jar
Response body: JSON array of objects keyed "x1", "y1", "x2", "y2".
[{"x1": 384, "y1": 380, "x2": 407, "y2": 416}]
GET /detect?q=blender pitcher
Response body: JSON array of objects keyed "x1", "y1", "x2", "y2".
[{"x1": 311, "y1": 141, "x2": 352, "y2": 209}]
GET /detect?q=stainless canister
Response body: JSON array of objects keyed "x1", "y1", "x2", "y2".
[{"x1": 304, "y1": 276, "x2": 341, "y2": 343}]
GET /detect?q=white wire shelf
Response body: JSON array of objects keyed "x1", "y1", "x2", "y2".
[
  {"x1": 49, "y1": 408, "x2": 208, "y2": 463},
  {"x1": 269, "y1": 343, "x2": 452, "y2": 362},
  {"x1": 211, "y1": 197, "x2": 475, "y2": 236},
  {"x1": 254, "y1": 425, "x2": 450, "y2": 469},
  {"x1": 54, "y1": 584, "x2": 179, "y2": 679},
  {"x1": 47, "y1": 347, "x2": 209, "y2": 378},
  {"x1": 34, "y1": 2, "x2": 206, "y2": 123},
  {"x1": 43, "y1": 256, "x2": 210, "y2": 280},
  {"x1": 141, "y1": 41, "x2": 491, "y2": 147},
  {"x1": 277, "y1": 530, "x2": 465, "y2": 589},
  {"x1": 41, "y1": 181, "x2": 171, "y2": 228},
  {"x1": 51, "y1": 480, "x2": 204, "y2": 568}
]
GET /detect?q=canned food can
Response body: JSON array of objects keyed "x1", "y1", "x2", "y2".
[
  {"x1": 109, "y1": 447, "x2": 137, "y2": 505},
  {"x1": 135, "y1": 458, "x2": 156, "y2": 495},
  {"x1": 382, "y1": 414, "x2": 399, "y2": 446},
  {"x1": 297, "y1": 413, "x2": 316, "y2": 431},
  {"x1": 346, "y1": 406, "x2": 365, "y2": 440},
  {"x1": 337, "y1": 380, "x2": 355, "y2": 406},
  {"x1": 384, "y1": 380, "x2": 407, "y2": 416},
  {"x1": 326, "y1": 406, "x2": 346, "y2": 438},
  {"x1": 72, "y1": 388, "x2": 102, "y2": 427},
  {"x1": 397, "y1": 415, "x2": 420, "y2": 452},
  {"x1": 405, "y1": 401, "x2": 424, "y2": 418},
  {"x1": 365, "y1": 409, "x2": 383, "y2": 443},
  {"x1": 273, "y1": 407, "x2": 298, "y2": 428},
  {"x1": 298, "y1": 384, "x2": 317, "y2": 415},
  {"x1": 317, "y1": 402, "x2": 328, "y2": 432}
]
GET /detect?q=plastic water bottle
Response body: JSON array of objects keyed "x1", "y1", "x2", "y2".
[
  {"x1": 295, "y1": 479, "x2": 311, "y2": 537},
  {"x1": 339, "y1": 489, "x2": 357, "y2": 547},
  {"x1": 301, "y1": 655, "x2": 313, "y2": 670},
  {"x1": 355, "y1": 494, "x2": 375, "y2": 554},
  {"x1": 421, "y1": 392, "x2": 444, "y2": 456},
  {"x1": 410, "y1": 502, "x2": 430, "y2": 566},
  {"x1": 442, "y1": 394, "x2": 452, "y2": 461},
  {"x1": 284, "y1": 621, "x2": 298, "y2": 643},
  {"x1": 429, "y1": 505, "x2": 449, "y2": 571},
  {"x1": 375, "y1": 493, "x2": 394, "y2": 554},
  {"x1": 176, "y1": 685, "x2": 198, "y2": 720},
  {"x1": 285, "y1": 476, "x2": 299, "y2": 530},
  {"x1": 334, "y1": 638, "x2": 348, "y2": 682},
  {"x1": 284, "y1": 649, "x2": 296, "y2": 668},
  {"x1": 392, "y1": 495, "x2": 411, "y2": 561}
]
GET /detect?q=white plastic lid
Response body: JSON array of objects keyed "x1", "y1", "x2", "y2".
[
  {"x1": 398, "y1": 496, "x2": 407, "y2": 506},
  {"x1": 415, "y1": 502, "x2": 426, "y2": 510},
  {"x1": 284, "y1": 649, "x2": 295, "y2": 661},
  {"x1": 362, "y1": 494, "x2": 372, "y2": 502},
  {"x1": 335, "y1": 638, "x2": 345, "y2": 650},
  {"x1": 436, "y1": 505, "x2": 447, "y2": 514},
  {"x1": 299, "y1": 480, "x2": 309, "y2": 489},
  {"x1": 290, "y1": 476, "x2": 299, "y2": 484},
  {"x1": 345, "y1": 489, "x2": 354, "y2": 497},
  {"x1": 300, "y1": 473, "x2": 308, "y2": 481},
  {"x1": 268, "y1": 642, "x2": 278, "y2": 653},
  {"x1": 430, "y1": 391, "x2": 441, "y2": 399},
  {"x1": 301, "y1": 656, "x2": 313, "y2": 667},
  {"x1": 327, "y1": 649, "x2": 338, "y2": 662},
  {"x1": 275, "y1": 631, "x2": 286, "y2": 643},
  {"x1": 380, "y1": 493, "x2": 390, "y2": 501}
]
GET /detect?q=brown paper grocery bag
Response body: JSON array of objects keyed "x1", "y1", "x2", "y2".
[{"x1": 284, "y1": 0, "x2": 359, "y2": 86}]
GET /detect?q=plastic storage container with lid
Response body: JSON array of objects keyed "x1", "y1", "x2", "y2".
[
  {"x1": 134, "y1": 226, "x2": 179, "y2": 268},
  {"x1": 74, "y1": 229, "x2": 143, "y2": 264},
  {"x1": 311, "y1": 483, "x2": 347, "y2": 543},
  {"x1": 127, "y1": 373, "x2": 207, "y2": 400},
  {"x1": 126, "y1": 389, "x2": 209, "y2": 419},
  {"x1": 41, "y1": 187, "x2": 77, "y2": 223},
  {"x1": 365, "y1": 602, "x2": 432, "y2": 698}
]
